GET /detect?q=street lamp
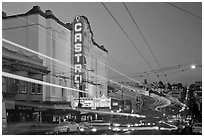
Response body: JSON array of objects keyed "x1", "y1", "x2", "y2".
[{"x1": 191, "y1": 64, "x2": 196, "y2": 69}]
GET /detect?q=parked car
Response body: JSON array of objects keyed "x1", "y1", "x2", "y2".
[
  {"x1": 192, "y1": 123, "x2": 202, "y2": 134},
  {"x1": 47, "y1": 121, "x2": 79, "y2": 134}
]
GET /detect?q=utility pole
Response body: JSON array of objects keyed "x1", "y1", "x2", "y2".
[
  {"x1": 122, "y1": 90, "x2": 123, "y2": 100},
  {"x1": 78, "y1": 84, "x2": 83, "y2": 108}
]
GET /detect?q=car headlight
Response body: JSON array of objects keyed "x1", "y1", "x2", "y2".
[
  {"x1": 155, "y1": 126, "x2": 159, "y2": 130},
  {"x1": 92, "y1": 128, "x2": 97, "y2": 132},
  {"x1": 79, "y1": 128, "x2": 84, "y2": 131},
  {"x1": 113, "y1": 128, "x2": 120, "y2": 131},
  {"x1": 113, "y1": 123, "x2": 120, "y2": 127}
]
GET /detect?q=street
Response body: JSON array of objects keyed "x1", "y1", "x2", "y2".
[
  {"x1": 57, "y1": 129, "x2": 183, "y2": 135},
  {"x1": 48, "y1": 124, "x2": 195, "y2": 135}
]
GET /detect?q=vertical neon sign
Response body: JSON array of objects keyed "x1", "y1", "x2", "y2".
[{"x1": 73, "y1": 16, "x2": 84, "y2": 89}]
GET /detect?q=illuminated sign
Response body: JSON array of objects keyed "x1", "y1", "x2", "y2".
[
  {"x1": 73, "y1": 98, "x2": 94, "y2": 108},
  {"x1": 113, "y1": 102, "x2": 118, "y2": 106},
  {"x1": 94, "y1": 95, "x2": 111, "y2": 109},
  {"x1": 73, "y1": 16, "x2": 84, "y2": 89},
  {"x1": 71, "y1": 95, "x2": 111, "y2": 109},
  {"x1": 81, "y1": 100, "x2": 94, "y2": 108}
]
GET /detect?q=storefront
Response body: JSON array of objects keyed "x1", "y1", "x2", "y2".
[
  {"x1": 41, "y1": 101, "x2": 80, "y2": 123},
  {"x1": 70, "y1": 94, "x2": 112, "y2": 122},
  {"x1": 5, "y1": 100, "x2": 45, "y2": 123},
  {"x1": 123, "y1": 100, "x2": 132, "y2": 113}
]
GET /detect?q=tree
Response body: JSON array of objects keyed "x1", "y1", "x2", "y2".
[
  {"x1": 177, "y1": 83, "x2": 183, "y2": 89},
  {"x1": 167, "y1": 83, "x2": 172, "y2": 90},
  {"x1": 158, "y1": 81, "x2": 164, "y2": 88}
]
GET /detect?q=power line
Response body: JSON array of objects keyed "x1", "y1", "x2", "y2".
[
  {"x1": 101, "y1": 2, "x2": 161, "y2": 82},
  {"x1": 123, "y1": 2, "x2": 169, "y2": 83},
  {"x1": 167, "y1": 2, "x2": 202, "y2": 20},
  {"x1": 110, "y1": 63, "x2": 191, "y2": 80},
  {"x1": 2, "y1": 9, "x2": 147, "y2": 88},
  {"x1": 131, "y1": 63, "x2": 189, "y2": 76},
  {"x1": 132, "y1": 68, "x2": 191, "y2": 78}
]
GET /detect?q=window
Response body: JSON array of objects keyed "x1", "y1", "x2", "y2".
[
  {"x1": 17, "y1": 80, "x2": 26, "y2": 93},
  {"x1": 2, "y1": 76, "x2": 7, "y2": 92},
  {"x1": 62, "y1": 88, "x2": 65, "y2": 97},
  {"x1": 31, "y1": 83, "x2": 37, "y2": 94},
  {"x1": 37, "y1": 84, "x2": 42, "y2": 94}
]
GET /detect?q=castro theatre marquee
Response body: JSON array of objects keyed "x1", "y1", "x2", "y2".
[
  {"x1": 71, "y1": 94, "x2": 111, "y2": 110},
  {"x1": 71, "y1": 15, "x2": 109, "y2": 110}
]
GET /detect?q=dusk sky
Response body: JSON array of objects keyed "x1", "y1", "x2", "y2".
[{"x1": 2, "y1": 2, "x2": 202, "y2": 86}]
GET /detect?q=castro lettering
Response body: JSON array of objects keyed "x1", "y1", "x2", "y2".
[{"x1": 74, "y1": 16, "x2": 83, "y2": 88}]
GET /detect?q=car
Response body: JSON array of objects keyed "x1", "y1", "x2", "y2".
[
  {"x1": 87, "y1": 120, "x2": 110, "y2": 126},
  {"x1": 79, "y1": 120, "x2": 111, "y2": 134},
  {"x1": 110, "y1": 122, "x2": 131, "y2": 132},
  {"x1": 192, "y1": 123, "x2": 202, "y2": 134},
  {"x1": 47, "y1": 121, "x2": 79, "y2": 134}
]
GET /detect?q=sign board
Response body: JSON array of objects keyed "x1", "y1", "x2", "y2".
[
  {"x1": 72, "y1": 98, "x2": 94, "y2": 108},
  {"x1": 81, "y1": 100, "x2": 94, "y2": 108},
  {"x1": 71, "y1": 95, "x2": 111, "y2": 109},
  {"x1": 73, "y1": 16, "x2": 84, "y2": 90},
  {"x1": 111, "y1": 98, "x2": 121, "y2": 110},
  {"x1": 93, "y1": 94, "x2": 111, "y2": 109}
]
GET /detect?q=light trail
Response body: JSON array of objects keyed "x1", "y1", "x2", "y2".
[
  {"x1": 2, "y1": 72, "x2": 87, "y2": 94},
  {"x1": 3, "y1": 69, "x2": 171, "y2": 114},
  {"x1": 2, "y1": 98, "x2": 145, "y2": 118},
  {"x1": 3, "y1": 71, "x2": 148, "y2": 118},
  {"x1": 2, "y1": 38, "x2": 178, "y2": 110},
  {"x1": 2, "y1": 39, "x2": 147, "y2": 97},
  {"x1": 3, "y1": 35, "x2": 182, "y2": 112},
  {"x1": 130, "y1": 126, "x2": 159, "y2": 130},
  {"x1": 150, "y1": 94, "x2": 162, "y2": 106},
  {"x1": 2, "y1": 8, "x2": 190, "y2": 110},
  {"x1": 150, "y1": 94, "x2": 167, "y2": 110},
  {"x1": 160, "y1": 121, "x2": 178, "y2": 130},
  {"x1": 155, "y1": 98, "x2": 171, "y2": 111}
]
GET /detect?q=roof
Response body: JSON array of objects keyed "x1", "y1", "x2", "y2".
[
  {"x1": 2, "y1": 6, "x2": 108, "y2": 53},
  {"x1": 2, "y1": 6, "x2": 72, "y2": 31},
  {"x1": 80, "y1": 15, "x2": 108, "y2": 53}
]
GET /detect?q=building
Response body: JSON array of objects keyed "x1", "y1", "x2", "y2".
[
  {"x1": 2, "y1": 6, "x2": 81, "y2": 124},
  {"x1": 3, "y1": 6, "x2": 73, "y2": 102},
  {"x1": 168, "y1": 90, "x2": 182, "y2": 100},
  {"x1": 107, "y1": 81, "x2": 142, "y2": 113},
  {"x1": 2, "y1": 45, "x2": 50, "y2": 124},
  {"x1": 2, "y1": 6, "x2": 108, "y2": 124}
]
